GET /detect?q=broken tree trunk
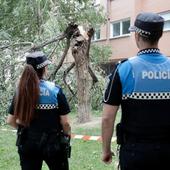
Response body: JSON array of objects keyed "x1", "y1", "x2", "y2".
[{"x1": 71, "y1": 28, "x2": 94, "y2": 123}]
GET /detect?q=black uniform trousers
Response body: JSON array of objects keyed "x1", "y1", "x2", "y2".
[
  {"x1": 17, "y1": 130, "x2": 69, "y2": 170},
  {"x1": 119, "y1": 142, "x2": 170, "y2": 170},
  {"x1": 18, "y1": 149, "x2": 68, "y2": 170}
]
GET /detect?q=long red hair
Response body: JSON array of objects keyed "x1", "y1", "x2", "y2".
[{"x1": 14, "y1": 65, "x2": 41, "y2": 126}]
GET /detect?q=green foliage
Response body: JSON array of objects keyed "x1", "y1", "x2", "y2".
[
  {"x1": 90, "y1": 66, "x2": 106, "y2": 110},
  {"x1": 0, "y1": 0, "x2": 108, "y2": 124},
  {"x1": 0, "y1": 0, "x2": 106, "y2": 46},
  {"x1": 42, "y1": 0, "x2": 106, "y2": 40},
  {"x1": 0, "y1": 49, "x2": 24, "y2": 124},
  {"x1": 0, "y1": 0, "x2": 50, "y2": 41},
  {"x1": 89, "y1": 44, "x2": 112, "y2": 111},
  {"x1": 90, "y1": 44, "x2": 112, "y2": 63}
]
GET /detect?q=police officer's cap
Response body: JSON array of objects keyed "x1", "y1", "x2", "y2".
[
  {"x1": 25, "y1": 51, "x2": 51, "y2": 69},
  {"x1": 129, "y1": 12, "x2": 164, "y2": 37}
]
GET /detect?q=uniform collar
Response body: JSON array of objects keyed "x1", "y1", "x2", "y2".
[
  {"x1": 136, "y1": 48, "x2": 167, "y2": 63},
  {"x1": 137, "y1": 48, "x2": 160, "y2": 56}
]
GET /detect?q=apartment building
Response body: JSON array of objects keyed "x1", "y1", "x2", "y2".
[{"x1": 93, "y1": 0, "x2": 170, "y2": 64}]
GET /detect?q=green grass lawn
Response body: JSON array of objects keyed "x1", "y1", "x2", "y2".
[
  {"x1": 0, "y1": 110, "x2": 121, "y2": 170},
  {"x1": 0, "y1": 130, "x2": 118, "y2": 170}
]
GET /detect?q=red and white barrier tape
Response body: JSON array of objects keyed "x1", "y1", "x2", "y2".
[
  {"x1": 0, "y1": 128, "x2": 116, "y2": 142},
  {"x1": 71, "y1": 134, "x2": 116, "y2": 142}
]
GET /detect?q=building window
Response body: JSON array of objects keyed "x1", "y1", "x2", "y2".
[
  {"x1": 93, "y1": 29, "x2": 101, "y2": 40},
  {"x1": 110, "y1": 19, "x2": 130, "y2": 38},
  {"x1": 160, "y1": 12, "x2": 170, "y2": 31},
  {"x1": 112, "y1": 22, "x2": 120, "y2": 37}
]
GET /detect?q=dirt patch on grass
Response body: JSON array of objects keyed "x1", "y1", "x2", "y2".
[{"x1": 72, "y1": 116, "x2": 102, "y2": 128}]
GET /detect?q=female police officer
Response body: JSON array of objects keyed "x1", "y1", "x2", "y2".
[{"x1": 6, "y1": 51, "x2": 71, "y2": 170}]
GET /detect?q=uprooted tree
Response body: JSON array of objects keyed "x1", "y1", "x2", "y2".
[
  {"x1": 70, "y1": 26, "x2": 97, "y2": 123},
  {"x1": 0, "y1": 0, "x2": 108, "y2": 123},
  {"x1": 0, "y1": 22, "x2": 102, "y2": 123},
  {"x1": 28, "y1": 23, "x2": 97, "y2": 123}
]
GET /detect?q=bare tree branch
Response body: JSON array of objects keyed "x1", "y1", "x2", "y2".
[
  {"x1": 30, "y1": 23, "x2": 79, "y2": 52},
  {"x1": 63, "y1": 62, "x2": 76, "y2": 96},
  {"x1": 0, "y1": 42, "x2": 33, "y2": 50},
  {"x1": 86, "y1": 28, "x2": 94, "y2": 59},
  {"x1": 29, "y1": 33, "x2": 67, "y2": 51},
  {"x1": 48, "y1": 41, "x2": 60, "y2": 59},
  {"x1": 48, "y1": 38, "x2": 71, "y2": 80},
  {"x1": 4, "y1": 61, "x2": 25, "y2": 70},
  {"x1": 88, "y1": 65, "x2": 98, "y2": 85}
]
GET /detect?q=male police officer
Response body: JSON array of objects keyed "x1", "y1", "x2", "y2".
[{"x1": 102, "y1": 12, "x2": 170, "y2": 170}]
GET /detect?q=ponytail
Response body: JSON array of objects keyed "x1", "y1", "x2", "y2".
[{"x1": 14, "y1": 64, "x2": 40, "y2": 126}]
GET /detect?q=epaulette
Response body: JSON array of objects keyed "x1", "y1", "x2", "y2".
[
  {"x1": 117, "y1": 59, "x2": 128, "y2": 65},
  {"x1": 113, "y1": 59, "x2": 128, "y2": 71}
]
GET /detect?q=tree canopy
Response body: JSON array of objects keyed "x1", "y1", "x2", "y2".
[{"x1": 0, "y1": 0, "x2": 111, "y2": 124}]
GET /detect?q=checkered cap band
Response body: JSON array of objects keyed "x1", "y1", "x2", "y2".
[
  {"x1": 37, "y1": 60, "x2": 51, "y2": 69},
  {"x1": 122, "y1": 92, "x2": 170, "y2": 100},
  {"x1": 133, "y1": 26, "x2": 151, "y2": 37},
  {"x1": 36, "y1": 104, "x2": 58, "y2": 109}
]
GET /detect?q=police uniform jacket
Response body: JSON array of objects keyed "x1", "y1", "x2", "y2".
[
  {"x1": 104, "y1": 48, "x2": 170, "y2": 140},
  {"x1": 9, "y1": 80, "x2": 70, "y2": 133}
]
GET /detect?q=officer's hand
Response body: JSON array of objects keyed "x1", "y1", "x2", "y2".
[{"x1": 102, "y1": 151, "x2": 113, "y2": 164}]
